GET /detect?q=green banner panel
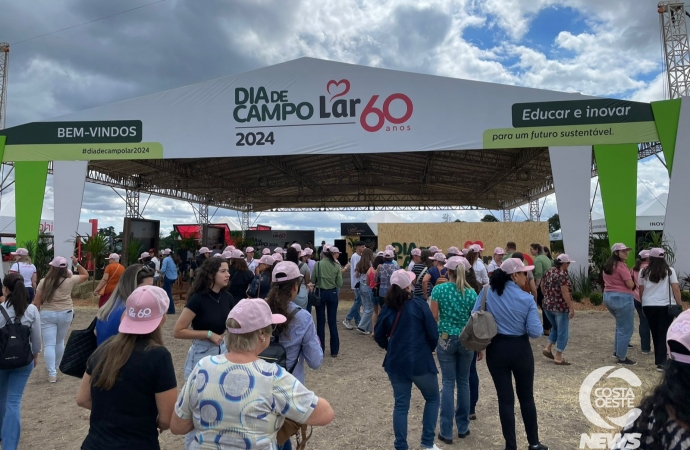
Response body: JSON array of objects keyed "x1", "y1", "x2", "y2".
[
  {"x1": 513, "y1": 99, "x2": 653, "y2": 128},
  {"x1": 4, "y1": 142, "x2": 163, "y2": 161},
  {"x1": 0, "y1": 136, "x2": 5, "y2": 166},
  {"x1": 651, "y1": 99, "x2": 682, "y2": 176},
  {"x1": 15, "y1": 161, "x2": 49, "y2": 247},
  {"x1": 594, "y1": 144, "x2": 638, "y2": 266},
  {"x1": 483, "y1": 122, "x2": 658, "y2": 149}
]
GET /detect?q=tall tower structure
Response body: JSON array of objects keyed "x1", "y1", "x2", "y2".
[
  {"x1": 0, "y1": 43, "x2": 8, "y2": 130},
  {"x1": 658, "y1": 2, "x2": 690, "y2": 98}
]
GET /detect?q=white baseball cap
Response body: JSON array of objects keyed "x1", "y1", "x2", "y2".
[
  {"x1": 390, "y1": 270, "x2": 416, "y2": 289},
  {"x1": 501, "y1": 258, "x2": 535, "y2": 274}
]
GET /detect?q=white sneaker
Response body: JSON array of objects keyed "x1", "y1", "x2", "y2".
[
  {"x1": 48, "y1": 375, "x2": 57, "y2": 383},
  {"x1": 342, "y1": 319, "x2": 354, "y2": 330},
  {"x1": 420, "y1": 445, "x2": 443, "y2": 450}
]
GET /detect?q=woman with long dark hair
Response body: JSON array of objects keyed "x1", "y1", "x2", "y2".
[
  {"x1": 355, "y1": 248, "x2": 376, "y2": 334},
  {"x1": 411, "y1": 249, "x2": 433, "y2": 300},
  {"x1": 35, "y1": 256, "x2": 89, "y2": 383},
  {"x1": 466, "y1": 245, "x2": 489, "y2": 286},
  {"x1": 285, "y1": 247, "x2": 310, "y2": 309},
  {"x1": 77, "y1": 286, "x2": 177, "y2": 450},
  {"x1": 96, "y1": 264, "x2": 155, "y2": 346},
  {"x1": 173, "y1": 258, "x2": 233, "y2": 448},
  {"x1": 613, "y1": 309, "x2": 690, "y2": 449},
  {"x1": 430, "y1": 257, "x2": 477, "y2": 444},
  {"x1": 0, "y1": 273, "x2": 41, "y2": 449},
  {"x1": 247, "y1": 254, "x2": 275, "y2": 298},
  {"x1": 371, "y1": 254, "x2": 385, "y2": 336},
  {"x1": 375, "y1": 269, "x2": 441, "y2": 450},
  {"x1": 640, "y1": 248, "x2": 682, "y2": 371},
  {"x1": 603, "y1": 243, "x2": 636, "y2": 365},
  {"x1": 228, "y1": 250, "x2": 255, "y2": 302},
  {"x1": 311, "y1": 247, "x2": 343, "y2": 357},
  {"x1": 474, "y1": 259, "x2": 547, "y2": 450},
  {"x1": 632, "y1": 250, "x2": 652, "y2": 356}
]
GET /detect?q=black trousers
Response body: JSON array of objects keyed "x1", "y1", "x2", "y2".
[
  {"x1": 643, "y1": 305, "x2": 675, "y2": 366},
  {"x1": 537, "y1": 286, "x2": 552, "y2": 331},
  {"x1": 486, "y1": 334, "x2": 540, "y2": 450}
]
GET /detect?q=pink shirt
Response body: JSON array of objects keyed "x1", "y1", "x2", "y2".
[
  {"x1": 603, "y1": 262, "x2": 633, "y2": 293},
  {"x1": 631, "y1": 262, "x2": 648, "y2": 302}
]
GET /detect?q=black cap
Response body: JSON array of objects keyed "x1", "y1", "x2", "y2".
[{"x1": 355, "y1": 241, "x2": 366, "y2": 246}]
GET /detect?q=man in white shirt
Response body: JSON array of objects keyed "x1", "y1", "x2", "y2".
[
  {"x1": 150, "y1": 248, "x2": 161, "y2": 285},
  {"x1": 343, "y1": 241, "x2": 366, "y2": 330},
  {"x1": 246, "y1": 246, "x2": 259, "y2": 273}
]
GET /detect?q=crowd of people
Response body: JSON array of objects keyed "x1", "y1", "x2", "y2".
[{"x1": 0, "y1": 239, "x2": 688, "y2": 450}]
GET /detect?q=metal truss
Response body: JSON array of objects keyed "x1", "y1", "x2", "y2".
[
  {"x1": 125, "y1": 189, "x2": 141, "y2": 218},
  {"x1": 0, "y1": 44, "x2": 8, "y2": 131},
  {"x1": 198, "y1": 203, "x2": 209, "y2": 224},
  {"x1": 268, "y1": 205, "x2": 482, "y2": 212},
  {"x1": 528, "y1": 199, "x2": 540, "y2": 222},
  {"x1": 659, "y1": 2, "x2": 690, "y2": 98},
  {"x1": 502, "y1": 210, "x2": 511, "y2": 222}
]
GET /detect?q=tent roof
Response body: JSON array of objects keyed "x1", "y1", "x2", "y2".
[{"x1": 367, "y1": 211, "x2": 406, "y2": 223}]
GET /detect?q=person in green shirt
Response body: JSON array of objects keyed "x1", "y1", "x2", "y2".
[
  {"x1": 311, "y1": 246, "x2": 344, "y2": 357},
  {"x1": 504, "y1": 242, "x2": 517, "y2": 259},
  {"x1": 530, "y1": 243, "x2": 553, "y2": 335}
]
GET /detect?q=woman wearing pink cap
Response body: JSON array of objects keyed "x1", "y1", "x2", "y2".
[
  {"x1": 612, "y1": 310, "x2": 690, "y2": 449},
  {"x1": 311, "y1": 247, "x2": 343, "y2": 357},
  {"x1": 77, "y1": 286, "x2": 178, "y2": 450},
  {"x1": 9, "y1": 248, "x2": 37, "y2": 303},
  {"x1": 430, "y1": 257, "x2": 478, "y2": 444},
  {"x1": 422, "y1": 253, "x2": 449, "y2": 303},
  {"x1": 374, "y1": 269, "x2": 441, "y2": 450},
  {"x1": 171, "y1": 298, "x2": 335, "y2": 447},
  {"x1": 35, "y1": 256, "x2": 89, "y2": 383},
  {"x1": 228, "y1": 250, "x2": 255, "y2": 302},
  {"x1": 247, "y1": 255, "x2": 275, "y2": 298},
  {"x1": 540, "y1": 254, "x2": 576, "y2": 365},
  {"x1": 487, "y1": 247, "x2": 506, "y2": 275},
  {"x1": 472, "y1": 258, "x2": 547, "y2": 450},
  {"x1": 640, "y1": 248, "x2": 683, "y2": 371},
  {"x1": 466, "y1": 245, "x2": 489, "y2": 286},
  {"x1": 631, "y1": 250, "x2": 652, "y2": 356},
  {"x1": 603, "y1": 243, "x2": 637, "y2": 365}
]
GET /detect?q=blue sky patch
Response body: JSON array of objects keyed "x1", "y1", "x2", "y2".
[{"x1": 523, "y1": 6, "x2": 589, "y2": 53}]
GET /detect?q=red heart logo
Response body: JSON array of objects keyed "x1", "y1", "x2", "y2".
[
  {"x1": 523, "y1": 254, "x2": 534, "y2": 266},
  {"x1": 463, "y1": 240, "x2": 484, "y2": 249},
  {"x1": 327, "y1": 79, "x2": 350, "y2": 102}
]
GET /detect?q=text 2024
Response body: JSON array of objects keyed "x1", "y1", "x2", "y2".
[{"x1": 236, "y1": 131, "x2": 275, "y2": 146}]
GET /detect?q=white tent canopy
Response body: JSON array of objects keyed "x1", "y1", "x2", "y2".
[
  {"x1": 550, "y1": 193, "x2": 667, "y2": 240},
  {"x1": 366, "y1": 211, "x2": 406, "y2": 235}
]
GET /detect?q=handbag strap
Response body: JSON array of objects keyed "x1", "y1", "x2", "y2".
[
  {"x1": 0, "y1": 304, "x2": 15, "y2": 324},
  {"x1": 389, "y1": 302, "x2": 407, "y2": 338},
  {"x1": 416, "y1": 266, "x2": 429, "y2": 285},
  {"x1": 668, "y1": 270, "x2": 673, "y2": 306},
  {"x1": 480, "y1": 286, "x2": 488, "y2": 311}
]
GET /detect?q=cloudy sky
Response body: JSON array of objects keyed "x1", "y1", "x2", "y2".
[{"x1": 1, "y1": 0, "x2": 671, "y2": 243}]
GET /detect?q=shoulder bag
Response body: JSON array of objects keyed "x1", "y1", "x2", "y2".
[
  {"x1": 460, "y1": 287, "x2": 498, "y2": 351},
  {"x1": 668, "y1": 270, "x2": 682, "y2": 318},
  {"x1": 60, "y1": 316, "x2": 98, "y2": 378}
]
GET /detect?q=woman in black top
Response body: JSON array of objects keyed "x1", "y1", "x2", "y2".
[
  {"x1": 228, "y1": 252, "x2": 255, "y2": 301},
  {"x1": 77, "y1": 286, "x2": 177, "y2": 450},
  {"x1": 172, "y1": 258, "x2": 233, "y2": 449}
]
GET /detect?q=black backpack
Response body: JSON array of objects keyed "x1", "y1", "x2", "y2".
[
  {"x1": 258, "y1": 308, "x2": 301, "y2": 372},
  {"x1": 0, "y1": 305, "x2": 33, "y2": 370}
]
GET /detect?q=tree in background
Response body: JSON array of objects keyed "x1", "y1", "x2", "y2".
[
  {"x1": 547, "y1": 214, "x2": 560, "y2": 233},
  {"x1": 480, "y1": 214, "x2": 499, "y2": 222}
]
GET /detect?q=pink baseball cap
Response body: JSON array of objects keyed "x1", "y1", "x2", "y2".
[
  {"x1": 429, "y1": 246, "x2": 439, "y2": 253},
  {"x1": 10, "y1": 248, "x2": 28, "y2": 256},
  {"x1": 667, "y1": 310, "x2": 690, "y2": 364},
  {"x1": 274, "y1": 247, "x2": 284, "y2": 254},
  {"x1": 213, "y1": 253, "x2": 224, "y2": 258},
  {"x1": 501, "y1": 258, "x2": 535, "y2": 274},
  {"x1": 390, "y1": 269, "x2": 416, "y2": 289},
  {"x1": 49, "y1": 256, "x2": 68, "y2": 268},
  {"x1": 494, "y1": 247, "x2": 506, "y2": 255},
  {"x1": 272, "y1": 261, "x2": 304, "y2": 283},
  {"x1": 299, "y1": 250, "x2": 308, "y2": 257},
  {"x1": 469, "y1": 244, "x2": 484, "y2": 253},
  {"x1": 199, "y1": 247, "x2": 211, "y2": 255},
  {"x1": 556, "y1": 254, "x2": 575, "y2": 263},
  {"x1": 225, "y1": 246, "x2": 236, "y2": 252},
  {"x1": 638, "y1": 249, "x2": 650, "y2": 259},
  {"x1": 432, "y1": 253, "x2": 447, "y2": 262},
  {"x1": 377, "y1": 251, "x2": 384, "y2": 256},
  {"x1": 227, "y1": 298, "x2": 286, "y2": 334},
  {"x1": 447, "y1": 246, "x2": 461, "y2": 256},
  {"x1": 331, "y1": 247, "x2": 341, "y2": 254},
  {"x1": 163, "y1": 248, "x2": 171, "y2": 255},
  {"x1": 461, "y1": 248, "x2": 469, "y2": 256},
  {"x1": 273, "y1": 253, "x2": 283, "y2": 261},
  {"x1": 383, "y1": 250, "x2": 395, "y2": 258},
  {"x1": 291, "y1": 243, "x2": 302, "y2": 252},
  {"x1": 650, "y1": 248, "x2": 665, "y2": 258},
  {"x1": 262, "y1": 248, "x2": 271, "y2": 255},
  {"x1": 411, "y1": 248, "x2": 422, "y2": 257},
  {"x1": 230, "y1": 249, "x2": 244, "y2": 259},
  {"x1": 118, "y1": 286, "x2": 169, "y2": 335},
  {"x1": 385, "y1": 245, "x2": 395, "y2": 252},
  {"x1": 221, "y1": 251, "x2": 233, "y2": 258},
  {"x1": 445, "y1": 256, "x2": 471, "y2": 272},
  {"x1": 245, "y1": 247, "x2": 255, "y2": 253},
  {"x1": 139, "y1": 252, "x2": 151, "y2": 260},
  {"x1": 611, "y1": 243, "x2": 632, "y2": 252},
  {"x1": 106, "y1": 253, "x2": 120, "y2": 261},
  {"x1": 305, "y1": 248, "x2": 314, "y2": 255},
  {"x1": 258, "y1": 255, "x2": 275, "y2": 265}
]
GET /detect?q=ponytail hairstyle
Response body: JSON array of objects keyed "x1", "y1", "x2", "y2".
[
  {"x1": 466, "y1": 268, "x2": 481, "y2": 294},
  {"x1": 323, "y1": 249, "x2": 337, "y2": 265},
  {"x1": 489, "y1": 269, "x2": 512, "y2": 296},
  {"x1": 632, "y1": 255, "x2": 645, "y2": 273},
  {"x1": 265, "y1": 278, "x2": 301, "y2": 335},
  {"x1": 384, "y1": 284, "x2": 411, "y2": 310},
  {"x1": 447, "y1": 268, "x2": 472, "y2": 299},
  {"x1": 530, "y1": 243, "x2": 543, "y2": 254},
  {"x1": 285, "y1": 247, "x2": 299, "y2": 264},
  {"x1": 3, "y1": 273, "x2": 29, "y2": 318}
]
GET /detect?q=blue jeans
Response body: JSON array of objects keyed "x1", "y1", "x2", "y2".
[
  {"x1": 388, "y1": 371, "x2": 440, "y2": 450},
  {"x1": 315, "y1": 288, "x2": 340, "y2": 356},
  {"x1": 436, "y1": 336, "x2": 473, "y2": 439},
  {"x1": 0, "y1": 362, "x2": 33, "y2": 449},
  {"x1": 26, "y1": 287, "x2": 35, "y2": 304},
  {"x1": 604, "y1": 292, "x2": 635, "y2": 360},
  {"x1": 357, "y1": 285, "x2": 374, "y2": 332},
  {"x1": 278, "y1": 439, "x2": 293, "y2": 450},
  {"x1": 346, "y1": 288, "x2": 362, "y2": 323},
  {"x1": 634, "y1": 301, "x2": 651, "y2": 353},
  {"x1": 40, "y1": 309, "x2": 73, "y2": 377},
  {"x1": 543, "y1": 310, "x2": 570, "y2": 353},
  {"x1": 470, "y1": 352, "x2": 478, "y2": 415},
  {"x1": 163, "y1": 276, "x2": 176, "y2": 314}
]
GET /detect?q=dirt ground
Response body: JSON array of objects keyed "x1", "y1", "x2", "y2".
[{"x1": 20, "y1": 299, "x2": 666, "y2": 450}]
